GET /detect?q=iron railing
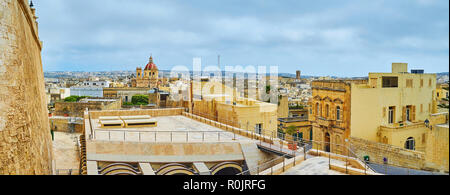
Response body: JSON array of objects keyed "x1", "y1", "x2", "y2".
[{"x1": 94, "y1": 130, "x2": 240, "y2": 143}]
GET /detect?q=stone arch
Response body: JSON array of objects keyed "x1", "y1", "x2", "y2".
[
  {"x1": 99, "y1": 163, "x2": 141, "y2": 175},
  {"x1": 313, "y1": 96, "x2": 322, "y2": 101},
  {"x1": 156, "y1": 163, "x2": 196, "y2": 175},
  {"x1": 333, "y1": 98, "x2": 344, "y2": 104}
]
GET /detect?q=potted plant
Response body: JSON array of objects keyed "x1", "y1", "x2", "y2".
[
  {"x1": 63, "y1": 107, "x2": 69, "y2": 117},
  {"x1": 285, "y1": 125, "x2": 298, "y2": 150}
]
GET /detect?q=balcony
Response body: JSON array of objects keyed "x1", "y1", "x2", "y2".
[
  {"x1": 316, "y1": 116, "x2": 335, "y2": 127},
  {"x1": 380, "y1": 121, "x2": 426, "y2": 132}
]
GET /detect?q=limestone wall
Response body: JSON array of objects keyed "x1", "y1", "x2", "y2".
[
  {"x1": 54, "y1": 99, "x2": 122, "y2": 117},
  {"x1": 49, "y1": 117, "x2": 84, "y2": 133},
  {"x1": 0, "y1": 0, "x2": 53, "y2": 174},
  {"x1": 88, "y1": 108, "x2": 184, "y2": 119},
  {"x1": 425, "y1": 124, "x2": 449, "y2": 172}
]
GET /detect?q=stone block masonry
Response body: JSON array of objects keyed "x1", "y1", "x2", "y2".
[
  {"x1": 0, "y1": 0, "x2": 53, "y2": 175},
  {"x1": 349, "y1": 137, "x2": 425, "y2": 170}
]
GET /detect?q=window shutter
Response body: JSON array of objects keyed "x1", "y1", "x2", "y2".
[{"x1": 412, "y1": 106, "x2": 416, "y2": 121}]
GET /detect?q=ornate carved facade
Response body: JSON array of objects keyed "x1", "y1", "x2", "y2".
[{"x1": 310, "y1": 80, "x2": 353, "y2": 155}]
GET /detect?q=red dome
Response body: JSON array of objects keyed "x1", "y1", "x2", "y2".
[{"x1": 144, "y1": 56, "x2": 158, "y2": 70}]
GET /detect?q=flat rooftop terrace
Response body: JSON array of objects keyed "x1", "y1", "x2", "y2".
[{"x1": 92, "y1": 115, "x2": 255, "y2": 143}]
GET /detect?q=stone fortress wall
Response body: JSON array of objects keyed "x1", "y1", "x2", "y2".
[{"x1": 0, "y1": 0, "x2": 53, "y2": 174}]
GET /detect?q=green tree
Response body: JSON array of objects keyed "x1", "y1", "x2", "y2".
[
  {"x1": 64, "y1": 96, "x2": 78, "y2": 102},
  {"x1": 131, "y1": 95, "x2": 149, "y2": 105},
  {"x1": 64, "y1": 96, "x2": 89, "y2": 102},
  {"x1": 266, "y1": 85, "x2": 271, "y2": 94},
  {"x1": 285, "y1": 125, "x2": 297, "y2": 136}
]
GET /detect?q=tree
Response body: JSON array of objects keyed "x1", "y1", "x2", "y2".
[
  {"x1": 64, "y1": 96, "x2": 89, "y2": 102},
  {"x1": 64, "y1": 96, "x2": 78, "y2": 102},
  {"x1": 285, "y1": 125, "x2": 297, "y2": 136},
  {"x1": 131, "y1": 95, "x2": 149, "y2": 105},
  {"x1": 266, "y1": 85, "x2": 271, "y2": 94}
]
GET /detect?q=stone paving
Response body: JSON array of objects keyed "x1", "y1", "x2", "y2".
[
  {"x1": 369, "y1": 163, "x2": 447, "y2": 175},
  {"x1": 282, "y1": 157, "x2": 345, "y2": 175},
  {"x1": 52, "y1": 132, "x2": 81, "y2": 174}
]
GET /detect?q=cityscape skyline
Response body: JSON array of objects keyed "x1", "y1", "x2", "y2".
[{"x1": 34, "y1": 0, "x2": 449, "y2": 77}]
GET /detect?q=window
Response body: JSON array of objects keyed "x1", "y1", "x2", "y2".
[
  {"x1": 420, "y1": 79, "x2": 424, "y2": 88},
  {"x1": 406, "y1": 79, "x2": 413, "y2": 88},
  {"x1": 382, "y1": 77, "x2": 399, "y2": 88},
  {"x1": 406, "y1": 106, "x2": 411, "y2": 121},
  {"x1": 405, "y1": 137, "x2": 416, "y2": 150},
  {"x1": 437, "y1": 92, "x2": 440, "y2": 98},
  {"x1": 336, "y1": 106, "x2": 341, "y2": 120},
  {"x1": 429, "y1": 79, "x2": 432, "y2": 87},
  {"x1": 370, "y1": 78, "x2": 378, "y2": 88},
  {"x1": 388, "y1": 107, "x2": 395, "y2": 124},
  {"x1": 325, "y1": 104, "x2": 330, "y2": 118}
]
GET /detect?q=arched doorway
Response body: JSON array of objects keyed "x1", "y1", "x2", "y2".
[{"x1": 324, "y1": 133, "x2": 331, "y2": 152}]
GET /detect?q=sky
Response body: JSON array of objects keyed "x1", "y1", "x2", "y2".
[{"x1": 34, "y1": 0, "x2": 449, "y2": 77}]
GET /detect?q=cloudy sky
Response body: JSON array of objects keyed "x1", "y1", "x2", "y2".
[{"x1": 34, "y1": 0, "x2": 448, "y2": 77}]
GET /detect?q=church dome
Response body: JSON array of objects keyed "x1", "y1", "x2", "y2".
[{"x1": 145, "y1": 56, "x2": 158, "y2": 70}]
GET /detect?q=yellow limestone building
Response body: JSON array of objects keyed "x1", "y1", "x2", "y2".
[
  {"x1": 191, "y1": 80, "x2": 278, "y2": 137},
  {"x1": 312, "y1": 63, "x2": 437, "y2": 153}
]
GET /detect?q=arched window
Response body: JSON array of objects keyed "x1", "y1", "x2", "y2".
[
  {"x1": 405, "y1": 137, "x2": 415, "y2": 150},
  {"x1": 336, "y1": 106, "x2": 341, "y2": 120},
  {"x1": 325, "y1": 104, "x2": 330, "y2": 117}
]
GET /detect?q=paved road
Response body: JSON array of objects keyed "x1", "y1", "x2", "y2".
[{"x1": 369, "y1": 163, "x2": 447, "y2": 175}]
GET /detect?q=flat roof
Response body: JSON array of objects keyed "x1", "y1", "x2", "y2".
[{"x1": 92, "y1": 115, "x2": 254, "y2": 143}]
